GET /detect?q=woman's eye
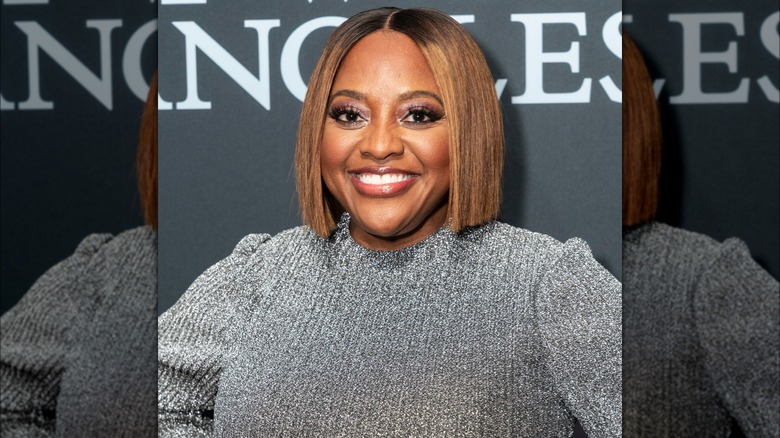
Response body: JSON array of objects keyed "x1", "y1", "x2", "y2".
[
  {"x1": 402, "y1": 108, "x2": 443, "y2": 125},
  {"x1": 337, "y1": 111, "x2": 360, "y2": 122},
  {"x1": 328, "y1": 107, "x2": 367, "y2": 127}
]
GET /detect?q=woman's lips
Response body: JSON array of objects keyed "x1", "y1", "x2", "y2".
[{"x1": 348, "y1": 168, "x2": 418, "y2": 197}]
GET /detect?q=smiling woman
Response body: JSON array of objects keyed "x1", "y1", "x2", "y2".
[
  {"x1": 296, "y1": 7, "x2": 503, "y2": 241},
  {"x1": 158, "y1": 7, "x2": 621, "y2": 437},
  {"x1": 321, "y1": 31, "x2": 451, "y2": 250}
]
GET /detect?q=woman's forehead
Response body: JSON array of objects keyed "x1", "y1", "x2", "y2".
[{"x1": 331, "y1": 31, "x2": 441, "y2": 99}]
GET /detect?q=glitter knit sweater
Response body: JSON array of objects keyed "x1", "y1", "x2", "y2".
[
  {"x1": 1, "y1": 227, "x2": 157, "y2": 437},
  {"x1": 158, "y1": 216, "x2": 622, "y2": 437},
  {"x1": 622, "y1": 222, "x2": 779, "y2": 437}
]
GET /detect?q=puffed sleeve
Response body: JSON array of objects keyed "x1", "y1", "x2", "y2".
[
  {"x1": 693, "y1": 238, "x2": 780, "y2": 437},
  {"x1": 158, "y1": 233, "x2": 271, "y2": 437},
  {"x1": 0, "y1": 233, "x2": 112, "y2": 437},
  {"x1": 536, "y1": 238, "x2": 622, "y2": 437}
]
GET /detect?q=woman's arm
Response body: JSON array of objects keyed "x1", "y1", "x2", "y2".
[
  {"x1": 537, "y1": 238, "x2": 622, "y2": 438},
  {"x1": 693, "y1": 238, "x2": 780, "y2": 438},
  {"x1": 0, "y1": 234, "x2": 112, "y2": 437},
  {"x1": 158, "y1": 233, "x2": 270, "y2": 437}
]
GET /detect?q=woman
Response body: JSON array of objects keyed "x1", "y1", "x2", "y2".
[
  {"x1": 622, "y1": 33, "x2": 779, "y2": 437},
  {"x1": 159, "y1": 8, "x2": 621, "y2": 436},
  {"x1": 0, "y1": 72, "x2": 158, "y2": 436}
]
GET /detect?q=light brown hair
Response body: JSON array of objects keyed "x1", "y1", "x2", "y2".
[
  {"x1": 623, "y1": 33, "x2": 662, "y2": 227},
  {"x1": 296, "y1": 7, "x2": 504, "y2": 237},
  {"x1": 137, "y1": 70, "x2": 158, "y2": 230}
]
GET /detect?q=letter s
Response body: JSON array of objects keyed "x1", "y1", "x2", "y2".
[{"x1": 758, "y1": 11, "x2": 779, "y2": 103}]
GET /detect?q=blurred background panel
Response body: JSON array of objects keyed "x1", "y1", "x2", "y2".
[
  {"x1": 0, "y1": 0, "x2": 158, "y2": 314},
  {"x1": 623, "y1": 0, "x2": 779, "y2": 279}
]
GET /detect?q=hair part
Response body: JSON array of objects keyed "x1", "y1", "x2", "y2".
[
  {"x1": 296, "y1": 7, "x2": 503, "y2": 237},
  {"x1": 622, "y1": 33, "x2": 662, "y2": 227},
  {"x1": 137, "y1": 70, "x2": 158, "y2": 230}
]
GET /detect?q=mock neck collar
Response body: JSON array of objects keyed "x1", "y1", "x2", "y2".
[{"x1": 328, "y1": 213, "x2": 456, "y2": 265}]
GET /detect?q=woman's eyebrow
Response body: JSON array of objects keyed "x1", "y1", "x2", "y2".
[
  {"x1": 329, "y1": 89, "x2": 365, "y2": 102},
  {"x1": 398, "y1": 90, "x2": 443, "y2": 106},
  {"x1": 328, "y1": 89, "x2": 444, "y2": 106}
]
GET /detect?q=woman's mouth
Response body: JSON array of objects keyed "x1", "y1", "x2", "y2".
[
  {"x1": 354, "y1": 173, "x2": 415, "y2": 184},
  {"x1": 349, "y1": 169, "x2": 418, "y2": 197}
]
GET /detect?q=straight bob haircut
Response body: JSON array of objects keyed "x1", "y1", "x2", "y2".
[
  {"x1": 296, "y1": 7, "x2": 504, "y2": 237},
  {"x1": 623, "y1": 33, "x2": 662, "y2": 227}
]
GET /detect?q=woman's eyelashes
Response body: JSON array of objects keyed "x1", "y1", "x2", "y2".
[
  {"x1": 327, "y1": 102, "x2": 444, "y2": 129},
  {"x1": 328, "y1": 105, "x2": 367, "y2": 128},
  {"x1": 400, "y1": 106, "x2": 444, "y2": 127}
]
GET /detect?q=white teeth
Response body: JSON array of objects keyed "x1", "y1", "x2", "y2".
[{"x1": 356, "y1": 173, "x2": 414, "y2": 185}]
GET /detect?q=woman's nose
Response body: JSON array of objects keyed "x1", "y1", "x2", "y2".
[{"x1": 359, "y1": 122, "x2": 404, "y2": 161}]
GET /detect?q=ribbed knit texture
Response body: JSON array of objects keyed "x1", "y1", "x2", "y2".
[
  {"x1": 622, "y1": 222, "x2": 779, "y2": 437},
  {"x1": 0, "y1": 226, "x2": 158, "y2": 437},
  {"x1": 159, "y1": 215, "x2": 621, "y2": 437}
]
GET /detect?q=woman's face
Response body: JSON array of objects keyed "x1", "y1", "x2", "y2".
[{"x1": 321, "y1": 30, "x2": 450, "y2": 251}]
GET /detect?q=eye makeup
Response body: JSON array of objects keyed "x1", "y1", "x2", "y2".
[
  {"x1": 328, "y1": 103, "x2": 368, "y2": 127},
  {"x1": 326, "y1": 90, "x2": 445, "y2": 130},
  {"x1": 398, "y1": 102, "x2": 445, "y2": 126}
]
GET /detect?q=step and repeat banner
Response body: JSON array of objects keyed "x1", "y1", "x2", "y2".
[
  {"x1": 623, "y1": 0, "x2": 779, "y2": 280},
  {"x1": 158, "y1": 0, "x2": 622, "y2": 312},
  {"x1": 0, "y1": 0, "x2": 157, "y2": 313}
]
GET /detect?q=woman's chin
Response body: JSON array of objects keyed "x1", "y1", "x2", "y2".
[
  {"x1": 348, "y1": 217, "x2": 425, "y2": 250},
  {"x1": 344, "y1": 202, "x2": 448, "y2": 250}
]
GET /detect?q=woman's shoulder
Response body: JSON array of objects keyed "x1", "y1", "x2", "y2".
[
  {"x1": 57, "y1": 226, "x2": 157, "y2": 330},
  {"x1": 624, "y1": 221, "x2": 723, "y2": 252},
  {"x1": 465, "y1": 220, "x2": 594, "y2": 261},
  {"x1": 481, "y1": 221, "x2": 620, "y2": 315},
  {"x1": 159, "y1": 225, "x2": 318, "y2": 328},
  {"x1": 66, "y1": 225, "x2": 156, "y2": 266},
  {"x1": 623, "y1": 221, "x2": 753, "y2": 280},
  {"x1": 452, "y1": 222, "x2": 614, "y2": 296},
  {"x1": 229, "y1": 224, "x2": 319, "y2": 259},
  {"x1": 204, "y1": 225, "x2": 328, "y2": 284},
  {"x1": 72, "y1": 226, "x2": 157, "y2": 289},
  {"x1": 5, "y1": 226, "x2": 156, "y2": 310}
]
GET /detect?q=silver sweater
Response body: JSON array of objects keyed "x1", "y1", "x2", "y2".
[{"x1": 159, "y1": 215, "x2": 621, "y2": 436}]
